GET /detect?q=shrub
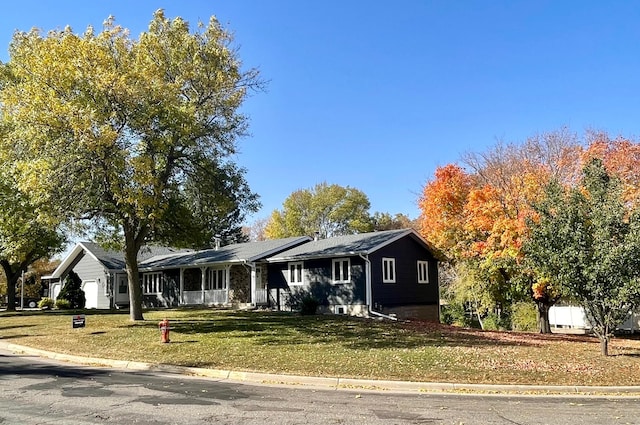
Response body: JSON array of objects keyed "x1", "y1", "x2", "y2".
[
  {"x1": 482, "y1": 313, "x2": 501, "y2": 330},
  {"x1": 511, "y1": 302, "x2": 538, "y2": 332},
  {"x1": 482, "y1": 312, "x2": 512, "y2": 331},
  {"x1": 299, "y1": 295, "x2": 320, "y2": 315},
  {"x1": 38, "y1": 297, "x2": 55, "y2": 309},
  {"x1": 285, "y1": 287, "x2": 326, "y2": 315},
  {"x1": 55, "y1": 298, "x2": 71, "y2": 309},
  {"x1": 441, "y1": 303, "x2": 472, "y2": 327},
  {"x1": 57, "y1": 271, "x2": 86, "y2": 309}
]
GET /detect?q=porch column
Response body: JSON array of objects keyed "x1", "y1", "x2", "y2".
[
  {"x1": 250, "y1": 263, "x2": 257, "y2": 307},
  {"x1": 200, "y1": 267, "x2": 207, "y2": 305},
  {"x1": 225, "y1": 265, "x2": 231, "y2": 304},
  {"x1": 179, "y1": 268, "x2": 184, "y2": 305}
]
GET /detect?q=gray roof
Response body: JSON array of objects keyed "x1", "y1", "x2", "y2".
[
  {"x1": 81, "y1": 242, "x2": 191, "y2": 270},
  {"x1": 139, "y1": 236, "x2": 311, "y2": 270},
  {"x1": 79, "y1": 242, "x2": 125, "y2": 270},
  {"x1": 266, "y1": 229, "x2": 430, "y2": 261}
]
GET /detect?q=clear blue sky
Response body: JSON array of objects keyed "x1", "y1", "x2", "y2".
[{"x1": 2, "y1": 1, "x2": 640, "y2": 222}]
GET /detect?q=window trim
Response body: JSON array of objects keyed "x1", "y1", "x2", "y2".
[
  {"x1": 382, "y1": 257, "x2": 396, "y2": 283},
  {"x1": 287, "y1": 261, "x2": 304, "y2": 286},
  {"x1": 207, "y1": 267, "x2": 227, "y2": 290},
  {"x1": 332, "y1": 258, "x2": 351, "y2": 283},
  {"x1": 142, "y1": 272, "x2": 164, "y2": 294},
  {"x1": 417, "y1": 260, "x2": 429, "y2": 284}
]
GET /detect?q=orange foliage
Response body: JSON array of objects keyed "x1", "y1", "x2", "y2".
[
  {"x1": 582, "y1": 134, "x2": 640, "y2": 206},
  {"x1": 418, "y1": 130, "x2": 640, "y2": 309},
  {"x1": 418, "y1": 164, "x2": 473, "y2": 257}
]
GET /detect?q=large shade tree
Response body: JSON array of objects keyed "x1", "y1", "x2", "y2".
[
  {"x1": 0, "y1": 169, "x2": 65, "y2": 311},
  {"x1": 265, "y1": 182, "x2": 373, "y2": 239},
  {"x1": 525, "y1": 159, "x2": 640, "y2": 355},
  {"x1": 0, "y1": 11, "x2": 262, "y2": 320}
]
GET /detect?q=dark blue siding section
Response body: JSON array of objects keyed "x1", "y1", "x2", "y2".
[
  {"x1": 370, "y1": 236, "x2": 438, "y2": 308},
  {"x1": 267, "y1": 256, "x2": 366, "y2": 306}
]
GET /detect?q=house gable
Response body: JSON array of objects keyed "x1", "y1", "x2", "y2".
[{"x1": 369, "y1": 234, "x2": 439, "y2": 308}]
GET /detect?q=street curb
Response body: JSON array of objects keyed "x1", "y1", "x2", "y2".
[{"x1": 3, "y1": 340, "x2": 640, "y2": 396}]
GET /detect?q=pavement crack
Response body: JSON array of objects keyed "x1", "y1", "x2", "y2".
[{"x1": 493, "y1": 410, "x2": 525, "y2": 425}]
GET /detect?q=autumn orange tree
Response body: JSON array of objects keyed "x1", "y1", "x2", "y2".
[
  {"x1": 582, "y1": 131, "x2": 640, "y2": 207},
  {"x1": 419, "y1": 129, "x2": 582, "y2": 332}
]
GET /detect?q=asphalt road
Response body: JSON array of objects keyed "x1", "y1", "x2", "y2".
[{"x1": 0, "y1": 348, "x2": 639, "y2": 425}]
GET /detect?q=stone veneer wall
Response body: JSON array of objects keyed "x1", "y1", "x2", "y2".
[{"x1": 229, "y1": 265, "x2": 250, "y2": 304}]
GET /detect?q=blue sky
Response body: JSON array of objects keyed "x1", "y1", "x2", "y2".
[{"x1": 2, "y1": 1, "x2": 640, "y2": 222}]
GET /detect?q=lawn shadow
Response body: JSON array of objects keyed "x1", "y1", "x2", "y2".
[
  {"x1": 613, "y1": 353, "x2": 640, "y2": 358},
  {"x1": 0, "y1": 324, "x2": 36, "y2": 332},
  {"x1": 0, "y1": 334, "x2": 43, "y2": 340},
  {"x1": 120, "y1": 309, "x2": 601, "y2": 351}
]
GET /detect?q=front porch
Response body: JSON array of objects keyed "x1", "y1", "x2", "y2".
[{"x1": 140, "y1": 263, "x2": 268, "y2": 308}]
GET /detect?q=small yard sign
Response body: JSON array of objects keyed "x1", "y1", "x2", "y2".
[{"x1": 72, "y1": 314, "x2": 86, "y2": 329}]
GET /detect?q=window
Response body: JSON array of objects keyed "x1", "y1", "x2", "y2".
[
  {"x1": 417, "y1": 261, "x2": 429, "y2": 284},
  {"x1": 382, "y1": 258, "x2": 396, "y2": 283},
  {"x1": 332, "y1": 258, "x2": 350, "y2": 283},
  {"x1": 118, "y1": 278, "x2": 128, "y2": 294},
  {"x1": 288, "y1": 262, "x2": 303, "y2": 285},
  {"x1": 183, "y1": 268, "x2": 201, "y2": 291},
  {"x1": 207, "y1": 268, "x2": 227, "y2": 290},
  {"x1": 143, "y1": 272, "x2": 164, "y2": 294}
]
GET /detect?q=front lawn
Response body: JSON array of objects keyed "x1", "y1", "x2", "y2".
[{"x1": 1, "y1": 309, "x2": 639, "y2": 386}]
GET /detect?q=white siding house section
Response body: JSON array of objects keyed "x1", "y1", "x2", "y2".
[
  {"x1": 71, "y1": 253, "x2": 110, "y2": 309},
  {"x1": 549, "y1": 305, "x2": 640, "y2": 333},
  {"x1": 549, "y1": 305, "x2": 588, "y2": 329}
]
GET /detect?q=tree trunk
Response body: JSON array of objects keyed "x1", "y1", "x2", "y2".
[
  {"x1": 1, "y1": 261, "x2": 20, "y2": 312},
  {"x1": 124, "y1": 225, "x2": 146, "y2": 321},
  {"x1": 600, "y1": 335, "x2": 609, "y2": 356},
  {"x1": 536, "y1": 301, "x2": 552, "y2": 334}
]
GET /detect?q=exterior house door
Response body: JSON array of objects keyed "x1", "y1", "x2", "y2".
[{"x1": 115, "y1": 275, "x2": 129, "y2": 305}]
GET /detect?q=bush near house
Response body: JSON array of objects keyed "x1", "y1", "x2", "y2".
[
  {"x1": 285, "y1": 289, "x2": 322, "y2": 315},
  {"x1": 57, "y1": 271, "x2": 85, "y2": 309},
  {"x1": 511, "y1": 302, "x2": 538, "y2": 332},
  {"x1": 54, "y1": 298, "x2": 71, "y2": 309},
  {"x1": 38, "y1": 297, "x2": 55, "y2": 309}
]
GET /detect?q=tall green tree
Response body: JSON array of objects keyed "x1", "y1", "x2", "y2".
[
  {"x1": 525, "y1": 159, "x2": 640, "y2": 355},
  {"x1": 265, "y1": 182, "x2": 373, "y2": 239},
  {"x1": 0, "y1": 170, "x2": 65, "y2": 311},
  {"x1": 370, "y1": 212, "x2": 415, "y2": 231},
  {"x1": 0, "y1": 11, "x2": 262, "y2": 320}
]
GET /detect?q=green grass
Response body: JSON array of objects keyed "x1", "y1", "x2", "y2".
[{"x1": 2, "y1": 308, "x2": 640, "y2": 386}]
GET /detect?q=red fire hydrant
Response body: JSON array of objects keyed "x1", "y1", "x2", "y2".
[{"x1": 159, "y1": 318, "x2": 170, "y2": 343}]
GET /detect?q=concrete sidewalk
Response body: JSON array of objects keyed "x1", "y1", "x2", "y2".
[{"x1": 2, "y1": 340, "x2": 640, "y2": 396}]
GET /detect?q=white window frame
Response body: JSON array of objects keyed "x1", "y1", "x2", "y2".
[
  {"x1": 382, "y1": 257, "x2": 396, "y2": 283},
  {"x1": 288, "y1": 262, "x2": 304, "y2": 286},
  {"x1": 332, "y1": 258, "x2": 351, "y2": 283},
  {"x1": 417, "y1": 260, "x2": 429, "y2": 284},
  {"x1": 207, "y1": 268, "x2": 227, "y2": 290},
  {"x1": 143, "y1": 272, "x2": 164, "y2": 294}
]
